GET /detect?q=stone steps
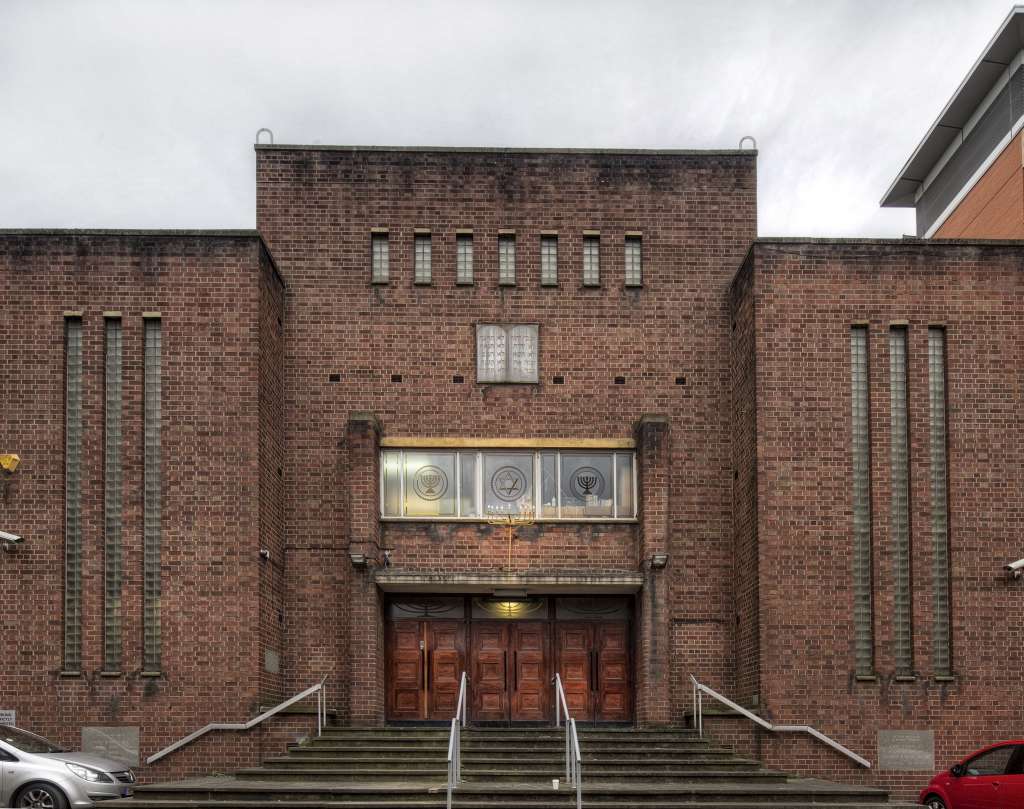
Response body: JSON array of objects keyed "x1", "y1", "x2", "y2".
[{"x1": 111, "y1": 726, "x2": 913, "y2": 809}]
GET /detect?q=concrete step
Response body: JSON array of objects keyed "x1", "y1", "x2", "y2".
[
  {"x1": 113, "y1": 801, "x2": 917, "y2": 809},
  {"x1": 122, "y1": 777, "x2": 906, "y2": 805},
  {"x1": 271, "y1": 754, "x2": 759, "y2": 768}
]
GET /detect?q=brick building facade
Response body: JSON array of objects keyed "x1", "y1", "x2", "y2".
[{"x1": 3, "y1": 149, "x2": 1024, "y2": 801}]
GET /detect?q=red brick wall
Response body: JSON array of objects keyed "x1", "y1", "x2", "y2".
[
  {"x1": 0, "y1": 232, "x2": 273, "y2": 770},
  {"x1": 256, "y1": 147, "x2": 758, "y2": 724},
  {"x1": 739, "y1": 239, "x2": 1024, "y2": 798}
]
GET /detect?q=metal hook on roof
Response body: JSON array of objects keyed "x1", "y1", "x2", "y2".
[
  {"x1": 256, "y1": 128, "x2": 274, "y2": 145},
  {"x1": 738, "y1": 135, "x2": 757, "y2": 150}
]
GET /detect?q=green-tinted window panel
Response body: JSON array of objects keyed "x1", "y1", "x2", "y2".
[
  {"x1": 850, "y1": 327, "x2": 874, "y2": 676},
  {"x1": 889, "y1": 327, "x2": 913, "y2": 676},
  {"x1": 143, "y1": 318, "x2": 162, "y2": 672},
  {"x1": 103, "y1": 319, "x2": 124, "y2": 671},
  {"x1": 929, "y1": 328, "x2": 952, "y2": 676},
  {"x1": 64, "y1": 317, "x2": 83, "y2": 672}
]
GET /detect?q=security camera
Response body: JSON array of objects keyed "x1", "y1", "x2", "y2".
[
  {"x1": 0, "y1": 530, "x2": 23, "y2": 552},
  {"x1": 1004, "y1": 559, "x2": 1024, "y2": 578}
]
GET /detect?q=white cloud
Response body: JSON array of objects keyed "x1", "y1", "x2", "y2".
[{"x1": 0, "y1": 0, "x2": 1013, "y2": 235}]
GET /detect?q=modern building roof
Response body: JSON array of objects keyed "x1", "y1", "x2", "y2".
[{"x1": 881, "y1": 5, "x2": 1024, "y2": 207}]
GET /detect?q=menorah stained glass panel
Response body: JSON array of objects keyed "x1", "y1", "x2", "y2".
[
  {"x1": 560, "y1": 453, "x2": 613, "y2": 517},
  {"x1": 404, "y1": 451, "x2": 456, "y2": 517}
]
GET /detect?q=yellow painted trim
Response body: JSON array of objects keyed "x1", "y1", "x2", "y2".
[
  {"x1": 625, "y1": 231, "x2": 643, "y2": 237},
  {"x1": 455, "y1": 228, "x2": 473, "y2": 235},
  {"x1": 63, "y1": 311, "x2": 83, "y2": 318},
  {"x1": 582, "y1": 230, "x2": 601, "y2": 236},
  {"x1": 142, "y1": 311, "x2": 161, "y2": 319},
  {"x1": 370, "y1": 227, "x2": 389, "y2": 234},
  {"x1": 380, "y1": 437, "x2": 635, "y2": 449},
  {"x1": 497, "y1": 229, "x2": 516, "y2": 235},
  {"x1": 103, "y1": 311, "x2": 122, "y2": 318}
]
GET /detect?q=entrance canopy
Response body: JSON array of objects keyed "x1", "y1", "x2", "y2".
[{"x1": 374, "y1": 570, "x2": 644, "y2": 594}]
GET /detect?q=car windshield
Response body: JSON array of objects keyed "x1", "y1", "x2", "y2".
[{"x1": 0, "y1": 725, "x2": 65, "y2": 754}]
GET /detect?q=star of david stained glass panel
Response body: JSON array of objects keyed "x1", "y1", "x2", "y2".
[{"x1": 483, "y1": 453, "x2": 534, "y2": 517}]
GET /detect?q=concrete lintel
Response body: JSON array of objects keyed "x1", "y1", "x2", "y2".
[
  {"x1": 379, "y1": 436, "x2": 634, "y2": 449},
  {"x1": 374, "y1": 570, "x2": 644, "y2": 594}
]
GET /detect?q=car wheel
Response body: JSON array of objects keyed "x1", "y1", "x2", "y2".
[
  {"x1": 15, "y1": 782, "x2": 68, "y2": 809},
  {"x1": 923, "y1": 795, "x2": 947, "y2": 809}
]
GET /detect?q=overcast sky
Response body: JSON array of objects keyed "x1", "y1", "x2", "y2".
[{"x1": 0, "y1": 0, "x2": 1015, "y2": 236}]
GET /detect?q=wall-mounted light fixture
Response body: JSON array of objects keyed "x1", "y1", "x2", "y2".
[
  {"x1": 349, "y1": 551, "x2": 367, "y2": 568},
  {"x1": 650, "y1": 553, "x2": 669, "y2": 569}
]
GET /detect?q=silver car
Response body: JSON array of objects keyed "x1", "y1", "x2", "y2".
[{"x1": 0, "y1": 725, "x2": 135, "y2": 807}]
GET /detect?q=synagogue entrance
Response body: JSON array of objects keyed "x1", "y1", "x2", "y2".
[{"x1": 384, "y1": 595, "x2": 633, "y2": 724}]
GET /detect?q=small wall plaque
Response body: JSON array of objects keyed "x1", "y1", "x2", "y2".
[
  {"x1": 82, "y1": 726, "x2": 140, "y2": 767},
  {"x1": 878, "y1": 730, "x2": 934, "y2": 771},
  {"x1": 0, "y1": 709, "x2": 14, "y2": 725}
]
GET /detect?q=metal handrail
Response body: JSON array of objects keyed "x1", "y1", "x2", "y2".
[
  {"x1": 147, "y1": 674, "x2": 329, "y2": 764},
  {"x1": 553, "y1": 673, "x2": 582, "y2": 809},
  {"x1": 689, "y1": 675, "x2": 871, "y2": 768},
  {"x1": 446, "y1": 671, "x2": 468, "y2": 809}
]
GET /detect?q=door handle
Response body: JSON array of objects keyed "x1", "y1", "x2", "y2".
[
  {"x1": 513, "y1": 651, "x2": 518, "y2": 691},
  {"x1": 503, "y1": 651, "x2": 507, "y2": 688},
  {"x1": 593, "y1": 651, "x2": 599, "y2": 691},
  {"x1": 426, "y1": 650, "x2": 431, "y2": 690}
]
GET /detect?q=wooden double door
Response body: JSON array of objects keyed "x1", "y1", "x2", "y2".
[{"x1": 386, "y1": 611, "x2": 632, "y2": 723}]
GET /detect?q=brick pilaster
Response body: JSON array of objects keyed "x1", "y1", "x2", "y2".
[
  {"x1": 635, "y1": 414, "x2": 671, "y2": 725},
  {"x1": 344, "y1": 412, "x2": 385, "y2": 725}
]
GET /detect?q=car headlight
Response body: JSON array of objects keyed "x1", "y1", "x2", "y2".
[{"x1": 66, "y1": 763, "x2": 113, "y2": 783}]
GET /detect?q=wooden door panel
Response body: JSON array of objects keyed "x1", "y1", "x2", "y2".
[
  {"x1": 595, "y1": 622, "x2": 631, "y2": 722},
  {"x1": 556, "y1": 623, "x2": 593, "y2": 720},
  {"x1": 512, "y1": 622, "x2": 549, "y2": 721},
  {"x1": 387, "y1": 621, "x2": 423, "y2": 720},
  {"x1": 427, "y1": 621, "x2": 465, "y2": 720},
  {"x1": 472, "y1": 623, "x2": 508, "y2": 721}
]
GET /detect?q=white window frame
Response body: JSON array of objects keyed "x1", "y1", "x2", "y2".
[{"x1": 380, "y1": 448, "x2": 638, "y2": 522}]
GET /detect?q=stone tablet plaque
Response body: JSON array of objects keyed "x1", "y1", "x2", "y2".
[
  {"x1": 476, "y1": 324, "x2": 538, "y2": 383},
  {"x1": 878, "y1": 729, "x2": 934, "y2": 771},
  {"x1": 476, "y1": 325, "x2": 507, "y2": 382},
  {"x1": 0, "y1": 709, "x2": 14, "y2": 725},
  {"x1": 82, "y1": 726, "x2": 140, "y2": 767},
  {"x1": 508, "y1": 325, "x2": 539, "y2": 383},
  {"x1": 264, "y1": 648, "x2": 281, "y2": 674}
]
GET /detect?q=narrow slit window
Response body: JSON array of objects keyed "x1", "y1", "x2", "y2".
[
  {"x1": 889, "y1": 326, "x2": 913, "y2": 676},
  {"x1": 499, "y1": 235, "x2": 516, "y2": 285},
  {"x1": 371, "y1": 233, "x2": 389, "y2": 283},
  {"x1": 625, "y1": 236, "x2": 642, "y2": 287},
  {"x1": 64, "y1": 316, "x2": 83, "y2": 673},
  {"x1": 414, "y1": 233, "x2": 432, "y2": 284},
  {"x1": 928, "y1": 328, "x2": 952, "y2": 677},
  {"x1": 143, "y1": 317, "x2": 163, "y2": 673},
  {"x1": 583, "y1": 235, "x2": 600, "y2": 286},
  {"x1": 541, "y1": 236, "x2": 558, "y2": 286},
  {"x1": 103, "y1": 318, "x2": 124, "y2": 672},
  {"x1": 850, "y1": 326, "x2": 874, "y2": 677},
  {"x1": 456, "y1": 234, "x2": 474, "y2": 284}
]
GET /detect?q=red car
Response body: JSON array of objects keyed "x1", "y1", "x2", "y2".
[{"x1": 920, "y1": 740, "x2": 1024, "y2": 809}]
